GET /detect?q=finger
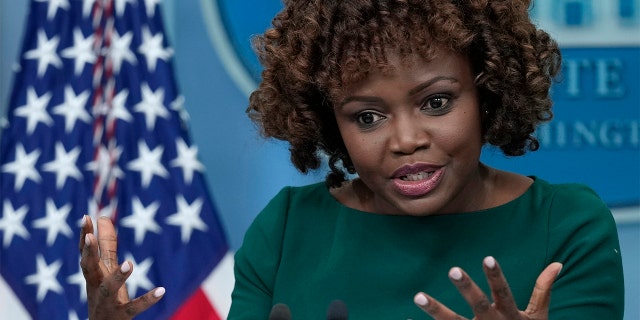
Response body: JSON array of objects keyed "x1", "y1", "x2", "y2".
[
  {"x1": 482, "y1": 256, "x2": 520, "y2": 318},
  {"x1": 525, "y1": 262, "x2": 563, "y2": 315},
  {"x1": 79, "y1": 215, "x2": 94, "y2": 252},
  {"x1": 80, "y1": 232, "x2": 103, "y2": 287},
  {"x1": 97, "y1": 216, "x2": 118, "y2": 270},
  {"x1": 122, "y1": 286, "x2": 166, "y2": 317},
  {"x1": 414, "y1": 292, "x2": 469, "y2": 320},
  {"x1": 99, "y1": 261, "x2": 134, "y2": 302},
  {"x1": 448, "y1": 267, "x2": 498, "y2": 318}
]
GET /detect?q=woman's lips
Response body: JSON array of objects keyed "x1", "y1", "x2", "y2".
[{"x1": 392, "y1": 165, "x2": 444, "y2": 197}]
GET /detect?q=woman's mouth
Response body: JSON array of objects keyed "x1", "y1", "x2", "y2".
[
  {"x1": 392, "y1": 166, "x2": 444, "y2": 197},
  {"x1": 400, "y1": 171, "x2": 434, "y2": 181}
]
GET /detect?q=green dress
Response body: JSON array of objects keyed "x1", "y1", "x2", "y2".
[{"x1": 228, "y1": 178, "x2": 624, "y2": 319}]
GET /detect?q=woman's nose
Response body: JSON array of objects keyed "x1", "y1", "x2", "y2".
[{"x1": 389, "y1": 115, "x2": 430, "y2": 154}]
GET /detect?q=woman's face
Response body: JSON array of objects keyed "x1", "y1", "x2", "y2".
[{"x1": 333, "y1": 49, "x2": 485, "y2": 216}]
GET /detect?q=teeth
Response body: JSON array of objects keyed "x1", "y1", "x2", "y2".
[{"x1": 401, "y1": 171, "x2": 432, "y2": 181}]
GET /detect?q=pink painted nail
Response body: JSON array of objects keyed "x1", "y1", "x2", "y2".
[
  {"x1": 484, "y1": 256, "x2": 496, "y2": 269},
  {"x1": 154, "y1": 287, "x2": 166, "y2": 298},
  {"x1": 120, "y1": 261, "x2": 131, "y2": 273},
  {"x1": 450, "y1": 267, "x2": 463, "y2": 281},
  {"x1": 414, "y1": 293, "x2": 428, "y2": 306}
]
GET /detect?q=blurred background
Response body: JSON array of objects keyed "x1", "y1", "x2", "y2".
[{"x1": 1, "y1": 0, "x2": 638, "y2": 319}]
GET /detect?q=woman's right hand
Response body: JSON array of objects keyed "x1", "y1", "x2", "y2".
[{"x1": 79, "y1": 215, "x2": 165, "y2": 319}]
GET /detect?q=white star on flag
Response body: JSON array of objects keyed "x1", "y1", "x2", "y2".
[
  {"x1": 107, "y1": 30, "x2": 136, "y2": 74},
  {"x1": 120, "y1": 197, "x2": 162, "y2": 244},
  {"x1": 24, "y1": 255, "x2": 64, "y2": 302},
  {"x1": 24, "y1": 30, "x2": 62, "y2": 77},
  {"x1": 171, "y1": 138, "x2": 205, "y2": 184},
  {"x1": 51, "y1": 86, "x2": 92, "y2": 133},
  {"x1": 134, "y1": 83, "x2": 169, "y2": 130},
  {"x1": 14, "y1": 87, "x2": 53, "y2": 134},
  {"x1": 32, "y1": 199, "x2": 74, "y2": 246},
  {"x1": 166, "y1": 195, "x2": 207, "y2": 243},
  {"x1": 138, "y1": 26, "x2": 173, "y2": 72},
  {"x1": 114, "y1": 0, "x2": 136, "y2": 17},
  {"x1": 60, "y1": 28, "x2": 96, "y2": 75},
  {"x1": 127, "y1": 140, "x2": 168, "y2": 188},
  {"x1": 85, "y1": 141, "x2": 123, "y2": 197},
  {"x1": 69, "y1": 310, "x2": 80, "y2": 320},
  {"x1": 81, "y1": 0, "x2": 97, "y2": 18},
  {"x1": 105, "y1": 89, "x2": 134, "y2": 123},
  {"x1": 124, "y1": 253, "x2": 155, "y2": 297},
  {"x1": 1, "y1": 144, "x2": 42, "y2": 191},
  {"x1": 143, "y1": 0, "x2": 161, "y2": 17},
  {"x1": 170, "y1": 95, "x2": 190, "y2": 125},
  {"x1": 0, "y1": 201, "x2": 30, "y2": 248},
  {"x1": 42, "y1": 143, "x2": 83, "y2": 189},
  {"x1": 34, "y1": 0, "x2": 70, "y2": 20}
]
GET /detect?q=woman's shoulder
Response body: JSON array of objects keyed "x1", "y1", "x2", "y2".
[
  {"x1": 492, "y1": 170, "x2": 603, "y2": 207},
  {"x1": 255, "y1": 181, "x2": 336, "y2": 221},
  {"x1": 272, "y1": 181, "x2": 333, "y2": 206},
  {"x1": 530, "y1": 177, "x2": 606, "y2": 207},
  {"x1": 240, "y1": 182, "x2": 333, "y2": 246},
  {"x1": 527, "y1": 177, "x2": 615, "y2": 227}
]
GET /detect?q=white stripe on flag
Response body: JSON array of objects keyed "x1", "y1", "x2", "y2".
[
  {"x1": 0, "y1": 275, "x2": 30, "y2": 319},
  {"x1": 202, "y1": 252, "x2": 235, "y2": 319}
]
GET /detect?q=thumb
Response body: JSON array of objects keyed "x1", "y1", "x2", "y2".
[{"x1": 525, "y1": 262, "x2": 563, "y2": 315}]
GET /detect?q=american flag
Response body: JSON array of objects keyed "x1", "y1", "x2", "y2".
[{"x1": 0, "y1": 0, "x2": 232, "y2": 319}]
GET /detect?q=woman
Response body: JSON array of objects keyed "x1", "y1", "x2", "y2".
[{"x1": 80, "y1": 0, "x2": 624, "y2": 318}]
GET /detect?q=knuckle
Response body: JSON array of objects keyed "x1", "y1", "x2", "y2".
[
  {"x1": 472, "y1": 298, "x2": 492, "y2": 313},
  {"x1": 426, "y1": 300, "x2": 444, "y2": 315},
  {"x1": 99, "y1": 283, "x2": 110, "y2": 297},
  {"x1": 488, "y1": 270, "x2": 502, "y2": 280},
  {"x1": 81, "y1": 247, "x2": 89, "y2": 257},
  {"x1": 456, "y1": 278, "x2": 472, "y2": 291},
  {"x1": 495, "y1": 285, "x2": 511, "y2": 299},
  {"x1": 113, "y1": 272, "x2": 124, "y2": 282},
  {"x1": 125, "y1": 304, "x2": 137, "y2": 316},
  {"x1": 80, "y1": 261, "x2": 100, "y2": 276}
]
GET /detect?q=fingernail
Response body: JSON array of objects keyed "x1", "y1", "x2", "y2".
[
  {"x1": 85, "y1": 234, "x2": 91, "y2": 247},
  {"x1": 484, "y1": 256, "x2": 496, "y2": 269},
  {"x1": 556, "y1": 263, "x2": 563, "y2": 276},
  {"x1": 449, "y1": 267, "x2": 463, "y2": 281},
  {"x1": 81, "y1": 215, "x2": 87, "y2": 227},
  {"x1": 154, "y1": 287, "x2": 166, "y2": 298},
  {"x1": 414, "y1": 293, "x2": 428, "y2": 306},
  {"x1": 120, "y1": 261, "x2": 131, "y2": 273}
]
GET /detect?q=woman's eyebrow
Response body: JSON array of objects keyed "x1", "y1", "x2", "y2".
[
  {"x1": 408, "y1": 76, "x2": 458, "y2": 96},
  {"x1": 338, "y1": 96, "x2": 383, "y2": 108},
  {"x1": 338, "y1": 76, "x2": 458, "y2": 108}
]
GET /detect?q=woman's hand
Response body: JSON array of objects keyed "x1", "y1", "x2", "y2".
[
  {"x1": 79, "y1": 215, "x2": 165, "y2": 320},
  {"x1": 414, "y1": 256, "x2": 563, "y2": 320}
]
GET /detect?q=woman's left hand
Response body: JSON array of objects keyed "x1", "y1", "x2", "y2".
[{"x1": 413, "y1": 256, "x2": 563, "y2": 320}]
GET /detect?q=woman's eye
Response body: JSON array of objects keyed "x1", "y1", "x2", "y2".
[
  {"x1": 356, "y1": 112, "x2": 384, "y2": 126},
  {"x1": 425, "y1": 96, "x2": 449, "y2": 109},
  {"x1": 421, "y1": 95, "x2": 452, "y2": 114}
]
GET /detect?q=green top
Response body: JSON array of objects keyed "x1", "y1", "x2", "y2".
[{"x1": 228, "y1": 178, "x2": 624, "y2": 319}]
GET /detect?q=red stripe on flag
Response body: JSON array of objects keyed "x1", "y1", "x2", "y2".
[{"x1": 171, "y1": 288, "x2": 222, "y2": 320}]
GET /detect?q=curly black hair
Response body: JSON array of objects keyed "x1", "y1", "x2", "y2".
[{"x1": 247, "y1": 0, "x2": 561, "y2": 188}]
